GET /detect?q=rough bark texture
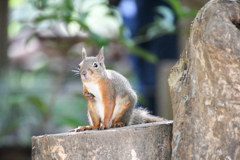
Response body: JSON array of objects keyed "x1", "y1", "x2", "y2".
[
  {"x1": 32, "y1": 121, "x2": 172, "y2": 160},
  {"x1": 168, "y1": 0, "x2": 240, "y2": 159}
]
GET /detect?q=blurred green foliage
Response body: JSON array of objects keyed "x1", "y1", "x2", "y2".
[
  {"x1": 1, "y1": 0, "x2": 198, "y2": 146},
  {"x1": 0, "y1": 69, "x2": 87, "y2": 145},
  {"x1": 9, "y1": 0, "x2": 159, "y2": 62}
]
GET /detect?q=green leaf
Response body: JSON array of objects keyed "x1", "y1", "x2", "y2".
[
  {"x1": 165, "y1": 0, "x2": 198, "y2": 19},
  {"x1": 165, "y1": 0, "x2": 185, "y2": 19},
  {"x1": 89, "y1": 32, "x2": 109, "y2": 47},
  {"x1": 34, "y1": 14, "x2": 58, "y2": 22},
  {"x1": 71, "y1": 17, "x2": 90, "y2": 31},
  {"x1": 63, "y1": 0, "x2": 73, "y2": 11},
  {"x1": 118, "y1": 34, "x2": 158, "y2": 63},
  {"x1": 27, "y1": 96, "x2": 48, "y2": 114},
  {"x1": 8, "y1": 21, "x2": 22, "y2": 38},
  {"x1": 129, "y1": 45, "x2": 158, "y2": 63}
]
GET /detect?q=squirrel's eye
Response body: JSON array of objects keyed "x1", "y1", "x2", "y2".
[{"x1": 93, "y1": 62, "x2": 98, "y2": 68}]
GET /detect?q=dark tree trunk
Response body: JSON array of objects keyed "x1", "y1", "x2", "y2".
[
  {"x1": 168, "y1": 0, "x2": 240, "y2": 159},
  {"x1": 0, "y1": 0, "x2": 8, "y2": 70}
]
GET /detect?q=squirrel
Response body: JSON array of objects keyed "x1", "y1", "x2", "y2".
[{"x1": 71, "y1": 47, "x2": 166, "y2": 132}]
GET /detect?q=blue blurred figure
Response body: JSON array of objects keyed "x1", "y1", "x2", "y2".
[{"x1": 112, "y1": 0, "x2": 178, "y2": 115}]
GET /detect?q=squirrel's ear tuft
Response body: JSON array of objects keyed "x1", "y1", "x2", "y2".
[
  {"x1": 97, "y1": 47, "x2": 105, "y2": 63},
  {"x1": 82, "y1": 48, "x2": 87, "y2": 60}
]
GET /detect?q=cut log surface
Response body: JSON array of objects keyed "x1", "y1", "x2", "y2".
[
  {"x1": 32, "y1": 121, "x2": 172, "y2": 160},
  {"x1": 168, "y1": 0, "x2": 240, "y2": 159}
]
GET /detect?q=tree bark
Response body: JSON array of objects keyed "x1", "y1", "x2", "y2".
[
  {"x1": 168, "y1": 0, "x2": 240, "y2": 159},
  {"x1": 32, "y1": 121, "x2": 172, "y2": 160}
]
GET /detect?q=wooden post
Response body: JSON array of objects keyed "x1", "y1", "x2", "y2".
[
  {"x1": 32, "y1": 121, "x2": 172, "y2": 160},
  {"x1": 168, "y1": 0, "x2": 240, "y2": 159}
]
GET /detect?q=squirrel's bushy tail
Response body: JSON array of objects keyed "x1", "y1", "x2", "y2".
[{"x1": 130, "y1": 107, "x2": 166, "y2": 125}]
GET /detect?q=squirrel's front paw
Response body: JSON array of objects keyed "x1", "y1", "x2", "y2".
[
  {"x1": 69, "y1": 126, "x2": 90, "y2": 132},
  {"x1": 98, "y1": 123, "x2": 107, "y2": 130},
  {"x1": 84, "y1": 91, "x2": 95, "y2": 100},
  {"x1": 76, "y1": 126, "x2": 88, "y2": 132}
]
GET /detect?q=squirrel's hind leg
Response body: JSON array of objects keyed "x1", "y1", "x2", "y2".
[{"x1": 112, "y1": 101, "x2": 132, "y2": 128}]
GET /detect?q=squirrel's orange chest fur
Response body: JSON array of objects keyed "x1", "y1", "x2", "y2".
[
  {"x1": 83, "y1": 81, "x2": 105, "y2": 121},
  {"x1": 83, "y1": 76, "x2": 120, "y2": 128}
]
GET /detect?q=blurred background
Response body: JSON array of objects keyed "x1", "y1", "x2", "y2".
[{"x1": 0, "y1": 0, "x2": 207, "y2": 159}]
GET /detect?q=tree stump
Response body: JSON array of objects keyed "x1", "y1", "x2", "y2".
[
  {"x1": 32, "y1": 121, "x2": 172, "y2": 160},
  {"x1": 168, "y1": 0, "x2": 240, "y2": 159}
]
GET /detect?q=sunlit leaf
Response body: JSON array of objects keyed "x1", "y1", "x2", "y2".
[
  {"x1": 8, "y1": 21, "x2": 22, "y2": 38},
  {"x1": 9, "y1": 0, "x2": 25, "y2": 8}
]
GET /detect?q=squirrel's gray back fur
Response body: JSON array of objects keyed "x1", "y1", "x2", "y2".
[
  {"x1": 106, "y1": 70, "x2": 166, "y2": 125},
  {"x1": 105, "y1": 70, "x2": 166, "y2": 125},
  {"x1": 107, "y1": 69, "x2": 136, "y2": 100}
]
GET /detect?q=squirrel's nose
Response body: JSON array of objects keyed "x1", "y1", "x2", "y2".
[{"x1": 82, "y1": 70, "x2": 87, "y2": 76}]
